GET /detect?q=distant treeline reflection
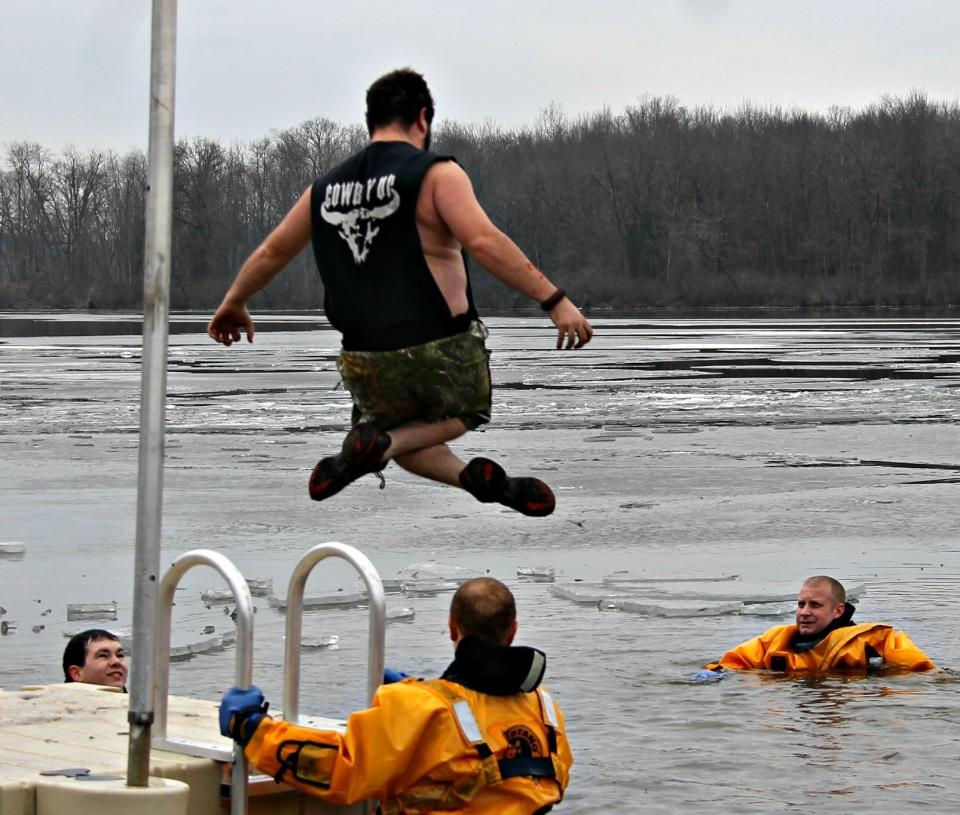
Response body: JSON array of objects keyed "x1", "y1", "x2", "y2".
[{"x1": 2, "y1": 93, "x2": 958, "y2": 310}]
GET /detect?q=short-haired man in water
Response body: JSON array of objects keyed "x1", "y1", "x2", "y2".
[{"x1": 693, "y1": 575, "x2": 935, "y2": 678}]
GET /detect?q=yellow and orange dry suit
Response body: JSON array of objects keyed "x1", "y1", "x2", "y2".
[
  {"x1": 706, "y1": 622, "x2": 936, "y2": 673},
  {"x1": 243, "y1": 677, "x2": 572, "y2": 814}
]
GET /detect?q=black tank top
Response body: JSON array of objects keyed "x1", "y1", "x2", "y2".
[{"x1": 310, "y1": 141, "x2": 477, "y2": 351}]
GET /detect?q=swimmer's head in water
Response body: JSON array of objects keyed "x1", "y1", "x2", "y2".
[{"x1": 796, "y1": 576, "x2": 846, "y2": 637}]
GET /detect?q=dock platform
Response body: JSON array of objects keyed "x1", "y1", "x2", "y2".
[{"x1": 0, "y1": 682, "x2": 361, "y2": 815}]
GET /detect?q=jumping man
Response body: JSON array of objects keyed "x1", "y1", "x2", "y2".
[{"x1": 208, "y1": 68, "x2": 593, "y2": 516}]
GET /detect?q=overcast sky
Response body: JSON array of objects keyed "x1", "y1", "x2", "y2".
[{"x1": 3, "y1": 0, "x2": 958, "y2": 153}]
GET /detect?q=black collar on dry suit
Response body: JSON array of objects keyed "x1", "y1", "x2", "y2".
[
  {"x1": 791, "y1": 602, "x2": 857, "y2": 652},
  {"x1": 441, "y1": 636, "x2": 547, "y2": 695}
]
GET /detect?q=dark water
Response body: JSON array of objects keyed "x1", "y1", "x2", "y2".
[
  {"x1": 1, "y1": 313, "x2": 959, "y2": 813},
  {"x1": 0, "y1": 310, "x2": 326, "y2": 337}
]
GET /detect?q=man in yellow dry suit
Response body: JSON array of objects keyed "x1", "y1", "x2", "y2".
[
  {"x1": 691, "y1": 575, "x2": 935, "y2": 680},
  {"x1": 220, "y1": 577, "x2": 572, "y2": 813}
]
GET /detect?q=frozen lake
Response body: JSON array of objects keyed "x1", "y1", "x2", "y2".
[{"x1": 2, "y1": 312, "x2": 960, "y2": 812}]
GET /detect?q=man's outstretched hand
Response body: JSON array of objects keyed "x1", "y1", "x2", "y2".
[
  {"x1": 220, "y1": 684, "x2": 270, "y2": 746},
  {"x1": 384, "y1": 667, "x2": 410, "y2": 684},
  {"x1": 208, "y1": 301, "x2": 255, "y2": 346},
  {"x1": 687, "y1": 669, "x2": 725, "y2": 683},
  {"x1": 549, "y1": 298, "x2": 594, "y2": 350}
]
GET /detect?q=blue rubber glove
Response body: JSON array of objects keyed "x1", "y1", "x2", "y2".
[
  {"x1": 220, "y1": 685, "x2": 269, "y2": 746},
  {"x1": 383, "y1": 667, "x2": 410, "y2": 684},
  {"x1": 688, "y1": 669, "x2": 724, "y2": 683}
]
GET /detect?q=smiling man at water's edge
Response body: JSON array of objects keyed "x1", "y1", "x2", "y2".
[
  {"x1": 62, "y1": 628, "x2": 128, "y2": 689},
  {"x1": 208, "y1": 68, "x2": 593, "y2": 515}
]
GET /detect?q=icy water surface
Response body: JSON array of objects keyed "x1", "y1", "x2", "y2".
[{"x1": 2, "y1": 313, "x2": 960, "y2": 813}]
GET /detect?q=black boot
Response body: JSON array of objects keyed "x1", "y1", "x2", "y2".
[
  {"x1": 458, "y1": 457, "x2": 555, "y2": 517},
  {"x1": 308, "y1": 423, "x2": 391, "y2": 501}
]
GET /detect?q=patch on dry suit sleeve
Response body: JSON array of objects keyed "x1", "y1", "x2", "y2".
[{"x1": 274, "y1": 739, "x2": 338, "y2": 788}]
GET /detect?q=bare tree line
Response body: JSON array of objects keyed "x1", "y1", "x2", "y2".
[{"x1": 1, "y1": 92, "x2": 958, "y2": 311}]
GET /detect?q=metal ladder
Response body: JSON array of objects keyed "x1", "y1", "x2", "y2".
[
  {"x1": 152, "y1": 548, "x2": 255, "y2": 814},
  {"x1": 151, "y1": 543, "x2": 386, "y2": 815},
  {"x1": 283, "y1": 542, "x2": 386, "y2": 723},
  {"x1": 282, "y1": 542, "x2": 386, "y2": 815}
]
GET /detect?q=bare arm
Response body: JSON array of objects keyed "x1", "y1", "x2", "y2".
[
  {"x1": 207, "y1": 186, "x2": 313, "y2": 345},
  {"x1": 430, "y1": 162, "x2": 593, "y2": 349}
]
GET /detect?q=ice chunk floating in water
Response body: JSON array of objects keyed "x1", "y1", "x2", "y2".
[
  {"x1": 301, "y1": 634, "x2": 340, "y2": 650},
  {"x1": 386, "y1": 607, "x2": 416, "y2": 623},
  {"x1": 386, "y1": 562, "x2": 482, "y2": 596},
  {"x1": 599, "y1": 599, "x2": 744, "y2": 617},
  {"x1": 268, "y1": 591, "x2": 368, "y2": 611},
  {"x1": 396, "y1": 561, "x2": 483, "y2": 584},
  {"x1": 200, "y1": 589, "x2": 234, "y2": 604},
  {"x1": 66, "y1": 602, "x2": 117, "y2": 621},
  {"x1": 246, "y1": 577, "x2": 273, "y2": 597},
  {"x1": 402, "y1": 579, "x2": 458, "y2": 596},
  {"x1": 202, "y1": 576, "x2": 272, "y2": 603},
  {"x1": 548, "y1": 583, "x2": 632, "y2": 605},
  {"x1": 356, "y1": 577, "x2": 405, "y2": 594},
  {"x1": 602, "y1": 571, "x2": 740, "y2": 585},
  {"x1": 518, "y1": 566, "x2": 556, "y2": 582},
  {"x1": 168, "y1": 633, "x2": 236, "y2": 662}
]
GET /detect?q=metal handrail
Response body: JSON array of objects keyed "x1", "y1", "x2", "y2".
[
  {"x1": 153, "y1": 549, "x2": 255, "y2": 815},
  {"x1": 283, "y1": 543, "x2": 386, "y2": 723}
]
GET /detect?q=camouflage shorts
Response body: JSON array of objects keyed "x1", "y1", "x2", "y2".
[{"x1": 337, "y1": 321, "x2": 492, "y2": 431}]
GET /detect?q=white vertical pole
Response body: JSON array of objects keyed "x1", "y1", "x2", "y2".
[{"x1": 127, "y1": 0, "x2": 177, "y2": 788}]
